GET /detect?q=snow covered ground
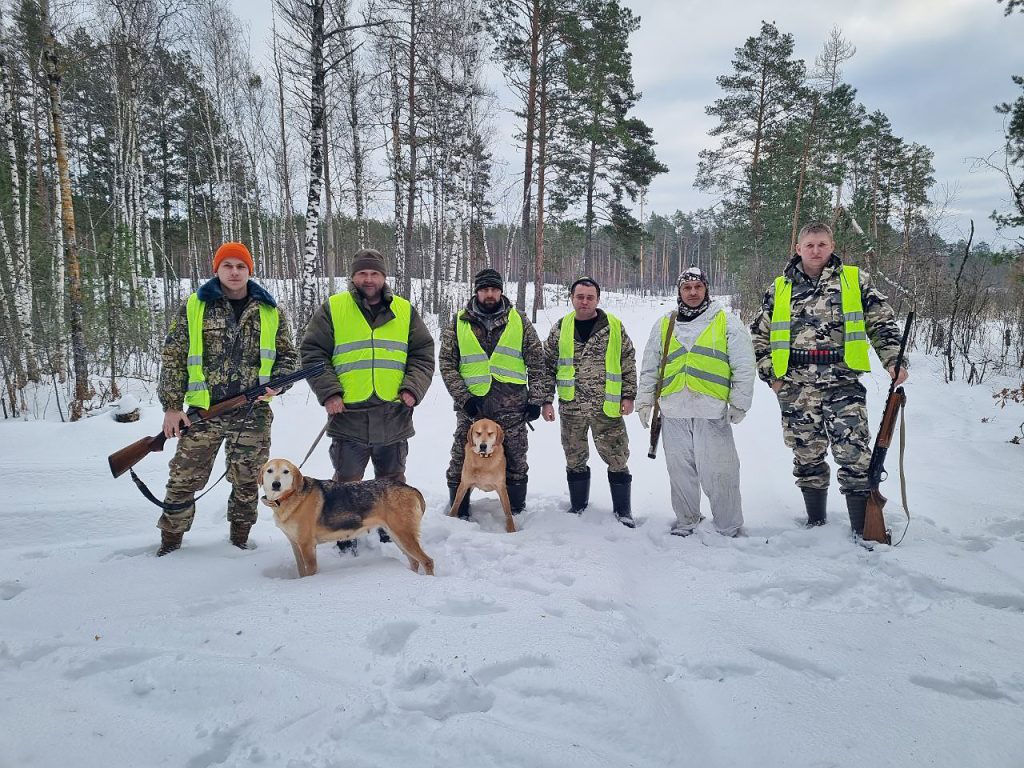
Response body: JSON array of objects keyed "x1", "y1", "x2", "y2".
[{"x1": 2, "y1": 291, "x2": 1023, "y2": 768}]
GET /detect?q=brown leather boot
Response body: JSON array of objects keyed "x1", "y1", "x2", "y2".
[
  {"x1": 157, "y1": 530, "x2": 183, "y2": 556},
  {"x1": 230, "y1": 522, "x2": 252, "y2": 549}
]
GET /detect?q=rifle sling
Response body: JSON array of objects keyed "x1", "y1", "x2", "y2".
[
  {"x1": 130, "y1": 467, "x2": 228, "y2": 511},
  {"x1": 892, "y1": 400, "x2": 912, "y2": 547}
]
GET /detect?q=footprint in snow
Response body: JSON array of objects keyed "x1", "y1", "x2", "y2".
[
  {"x1": 909, "y1": 674, "x2": 1016, "y2": 702},
  {"x1": 0, "y1": 581, "x2": 26, "y2": 600},
  {"x1": 429, "y1": 593, "x2": 508, "y2": 617},
  {"x1": 748, "y1": 647, "x2": 839, "y2": 681},
  {"x1": 365, "y1": 621, "x2": 419, "y2": 656}
]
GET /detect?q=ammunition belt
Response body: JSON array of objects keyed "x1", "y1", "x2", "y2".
[{"x1": 789, "y1": 348, "x2": 842, "y2": 366}]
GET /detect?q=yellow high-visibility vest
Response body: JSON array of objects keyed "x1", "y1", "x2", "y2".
[
  {"x1": 770, "y1": 265, "x2": 870, "y2": 377},
  {"x1": 457, "y1": 309, "x2": 527, "y2": 395},
  {"x1": 184, "y1": 293, "x2": 279, "y2": 409},
  {"x1": 329, "y1": 292, "x2": 410, "y2": 403},
  {"x1": 556, "y1": 311, "x2": 624, "y2": 417},
  {"x1": 660, "y1": 310, "x2": 731, "y2": 401}
]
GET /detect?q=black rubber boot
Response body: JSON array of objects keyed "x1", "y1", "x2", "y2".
[
  {"x1": 448, "y1": 483, "x2": 471, "y2": 520},
  {"x1": 566, "y1": 468, "x2": 590, "y2": 514},
  {"x1": 507, "y1": 481, "x2": 527, "y2": 515},
  {"x1": 157, "y1": 530, "x2": 183, "y2": 556},
  {"x1": 801, "y1": 487, "x2": 828, "y2": 528},
  {"x1": 846, "y1": 493, "x2": 868, "y2": 535},
  {"x1": 608, "y1": 470, "x2": 635, "y2": 528}
]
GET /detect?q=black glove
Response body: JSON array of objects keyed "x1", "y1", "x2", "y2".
[
  {"x1": 463, "y1": 396, "x2": 485, "y2": 417},
  {"x1": 525, "y1": 403, "x2": 541, "y2": 422}
]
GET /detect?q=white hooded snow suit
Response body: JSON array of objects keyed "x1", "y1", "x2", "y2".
[{"x1": 636, "y1": 300, "x2": 755, "y2": 535}]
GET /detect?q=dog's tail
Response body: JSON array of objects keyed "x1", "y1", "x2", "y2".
[{"x1": 413, "y1": 488, "x2": 427, "y2": 520}]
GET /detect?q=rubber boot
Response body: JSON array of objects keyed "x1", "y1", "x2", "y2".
[
  {"x1": 157, "y1": 530, "x2": 183, "y2": 556},
  {"x1": 801, "y1": 487, "x2": 828, "y2": 528},
  {"x1": 608, "y1": 470, "x2": 635, "y2": 529},
  {"x1": 229, "y1": 522, "x2": 252, "y2": 550},
  {"x1": 846, "y1": 493, "x2": 868, "y2": 536},
  {"x1": 448, "y1": 483, "x2": 472, "y2": 520},
  {"x1": 566, "y1": 468, "x2": 590, "y2": 514},
  {"x1": 507, "y1": 481, "x2": 527, "y2": 516}
]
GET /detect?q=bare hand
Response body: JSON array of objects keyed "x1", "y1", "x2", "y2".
[
  {"x1": 771, "y1": 380, "x2": 784, "y2": 393},
  {"x1": 620, "y1": 398, "x2": 634, "y2": 416},
  {"x1": 163, "y1": 409, "x2": 190, "y2": 438},
  {"x1": 542, "y1": 403, "x2": 555, "y2": 422},
  {"x1": 325, "y1": 395, "x2": 345, "y2": 415},
  {"x1": 888, "y1": 366, "x2": 909, "y2": 386},
  {"x1": 400, "y1": 390, "x2": 416, "y2": 408},
  {"x1": 258, "y1": 386, "x2": 281, "y2": 402}
]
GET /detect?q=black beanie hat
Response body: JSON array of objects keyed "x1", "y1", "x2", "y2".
[
  {"x1": 351, "y1": 248, "x2": 388, "y2": 276},
  {"x1": 474, "y1": 268, "x2": 504, "y2": 291},
  {"x1": 569, "y1": 276, "x2": 601, "y2": 296}
]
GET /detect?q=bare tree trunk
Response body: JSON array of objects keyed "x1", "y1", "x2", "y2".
[
  {"x1": 789, "y1": 99, "x2": 818, "y2": 254},
  {"x1": 532, "y1": 37, "x2": 548, "y2": 323},
  {"x1": 944, "y1": 221, "x2": 973, "y2": 382},
  {"x1": 0, "y1": 49, "x2": 40, "y2": 382},
  {"x1": 402, "y1": 0, "x2": 418, "y2": 300},
  {"x1": 516, "y1": 0, "x2": 541, "y2": 312},
  {"x1": 41, "y1": 0, "x2": 92, "y2": 418},
  {"x1": 300, "y1": 0, "x2": 327, "y2": 322}
]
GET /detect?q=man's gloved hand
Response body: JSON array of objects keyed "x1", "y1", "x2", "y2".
[
  {"x1": 525, "y1": 403, "x2": 541, "y2": 422},
  {"x1": 463, "y1": 396, "x2": 485, "y2": 417},
  {"x1": 728, "y1": 405, "x2": 746, "y2": 424},
  {"x1": 637, "y1": 403, "x2": 652, "y2": 429}
]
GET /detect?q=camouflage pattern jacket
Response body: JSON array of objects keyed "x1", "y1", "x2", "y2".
[
  {"x1": 543, "y1": 309, "x2": 637, "y2": 415},
  {"x1": 300, "y1": 282, "x2": 435, "y2": 444},
  {"x1": 439, "y1": 296, "x2": 549, "y2": 417},
  {"x1": 159, "y1": 278, "x2": 298, "y2": 412},
  {"x1": 749, "y1": 254, "x2": 907, "y2": 388}
]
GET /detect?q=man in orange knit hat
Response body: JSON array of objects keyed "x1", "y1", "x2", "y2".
[{"x1": 154, "y1": 242, "x2": 297, "y2": 556}]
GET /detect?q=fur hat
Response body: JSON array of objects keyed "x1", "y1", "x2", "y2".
[
  {"x1": 473, "y1": 268, "x2": 504, "y2": 292},
  {"x1": 351, "y1": 248, "x2": 388, "y2": 276},
  {"x1": 213, "y1": 242, "x2": 254, "y2": 274}
]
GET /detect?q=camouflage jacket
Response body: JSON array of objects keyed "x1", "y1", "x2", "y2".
[
  {"x1": 299, "y1": 282, "x2": 435, "y2": 444},
  {"x1": 439, "y1": 296, "x2": 549, "y2": 417},
  {"x1": 159, "y1": 278, "x2": 298, "y2": 412},
  {"x1": 543, "y1": 309, "x2": 637, "y2": 414},
  {"x1": 749, "y1": 254, "x2": 907, "y2": 387}
]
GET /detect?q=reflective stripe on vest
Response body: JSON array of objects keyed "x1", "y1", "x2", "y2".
[
  {"x1": 184, "y1": 293, "x2": 280, "y2": 410},
  {"x1": 660, "y1": 310, "x2": 731, "y2": 401},
  {"x1": 457, "y1": 309, "x2": 527, "y2": 395},
  {"x1": 770, "y1": 265, "x2": 870, "y2": 378},
  {"x1": 329, "y1": 292, "x2": 411, "y2": 404},
  {"x1": 556, "y1": 311, "x2": 624, "y2": 417}
]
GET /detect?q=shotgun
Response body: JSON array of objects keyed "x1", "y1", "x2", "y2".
[
  {"x1": 648, "y1": 314, "x2": 674, "y2": 459},
  {"x1": 108, "y1": 360, "x2": 326, "y2": 478},
  {"x1": 862, "y1": 312, "x2": 914, "y2": 545}
]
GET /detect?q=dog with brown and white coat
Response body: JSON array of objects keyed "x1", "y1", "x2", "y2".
[{"x1": 259, "y1": 458, "x2": 434, "y2": 577}]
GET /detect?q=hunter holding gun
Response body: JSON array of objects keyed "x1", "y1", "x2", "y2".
[
  {"x1": 749, "y1": 222, "x2": 909, "y2": 538},
  {"x1": 155, "y1": 242, "x2": 297, "y2": 556},
  {"x1": 635, "y1": 267, "x2": 755, "y2": 538}
]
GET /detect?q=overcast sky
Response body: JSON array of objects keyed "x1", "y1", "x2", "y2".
[{"x1": 230, "y1": 0, "x2": 1023, "y2": 247}]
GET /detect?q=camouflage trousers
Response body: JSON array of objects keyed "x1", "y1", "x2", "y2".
[
  {"x1": 776, "y1": 379, "x2": 871, "y2": 494},
  {"x1": 158, "y1": 405, "x2": 272, "y2": 533},
  {"x1": 330, "y1": 436, "x2": 407, "y2": 483},
  {"x1": 447, "y1": 410, "x2": 530, "y2": 485},
  {"x1": 559, "y1": 407, "x2": 629, "y2": 473}
]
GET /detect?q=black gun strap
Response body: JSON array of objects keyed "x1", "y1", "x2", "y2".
[{"x1": 129, "y1": 467, "x2": 229, "y2": 511}]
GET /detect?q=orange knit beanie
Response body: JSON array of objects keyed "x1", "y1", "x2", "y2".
[{"x1": 213, "y1": 242, "x2": 254, "y2": 274}]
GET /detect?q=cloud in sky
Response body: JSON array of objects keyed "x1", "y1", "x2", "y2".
[{"x1": 230, "y1": 0, "x2": 1023, "y2": 246}]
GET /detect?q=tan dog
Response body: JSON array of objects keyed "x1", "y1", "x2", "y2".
[
  {"x1": 259, "y1": 459, "x2": 434, "y2": 577},
  {"x1": 449, "y1": 418, "x2": 516, "y2": 533}
]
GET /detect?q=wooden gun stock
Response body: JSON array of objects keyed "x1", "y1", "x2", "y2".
[
  {"x1": 863, "y1": 488, "x2": 889, "y2": 544},
  {"x1": 108, "y1": 433, "x2": 168, "y2": 478}
]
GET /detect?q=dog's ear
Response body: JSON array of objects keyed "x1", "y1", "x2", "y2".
[
  {"x1": 494, "y1": 423, "x2": 504, "y2": 445},
  {"x1": 258, "y1": 461, "x2": 271, "y2": 489},
  {"x1": 287, "y1": 461, "x2": 303, "y2": 488}
]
